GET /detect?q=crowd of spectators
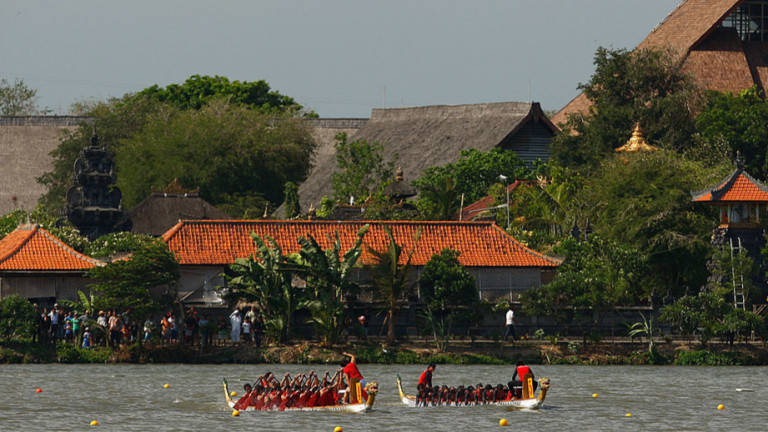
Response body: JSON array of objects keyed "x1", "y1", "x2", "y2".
[{"x1": 32, "y1": 304, "x2": 265, "y2": 349}]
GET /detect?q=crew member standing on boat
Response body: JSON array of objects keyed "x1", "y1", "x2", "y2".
[
  {"x1": 341, "y1": 351, "x2": 364, "y2": 404},
  {"x1": 418, "y1": 363, "x2": 436, "y2": 389},
  {"x1": 508, "y1": 360, "x2": 537, "y2": 396}
]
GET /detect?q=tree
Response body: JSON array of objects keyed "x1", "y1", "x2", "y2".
[
  {"x1": 227, "y1": 234, "x2": 305, "y2": 343},
  {"x1": 418, "y1": 248, "x2": 478, "y2": 352},
  {"x1": 521, "y1": 235, "x2": 648, "y2": 344},
  {"x1": 115, "y1": 99, "x2": 315, "y2": 216},
  {"x1": 84, "y1": 232, "x2": 158, "y2": 259},
  {"x1": 660, "y1": 287, "x2": 764, "y2": 348},
  {"x1": 551, "y1": 47, "x2": 701, "y2": 171},
  {"x1": 365, "y1": 225, "x2": 421, "y2": 343},
  {"x1": 0, "y1": 295, "x2": 36, "y2": 342},
  {"x1": 414, "y1": 148, "x2": 530, "y2": 220},
  {"x1": 87, "y1": 241, "x2": 179, "y2": 348},
  {"x1": 0, "y1": 208, "x2": 88, "y2": 252},
  {"x1": 0, "y1": 78, "x2": 47, "y2": 116},
  {"x1": 696, "y1": 86, "x2": 768, "y2": 179},
  {"x1": 136, "y1": 74, "x2": 303, "y2": 113},
  {"x1": 331, "y1": 133, "x2": 397, "y2": 204},
  {"x1": 38, "y1": 75, "x2": 312, "y2": 215},
  {"x1": 580, "y1": 150, "x2": 731, "y2": 297},
  {"x1": 283, "y1": 182, "x2": 301, "y2": 219},
  {"x1": 287, "y1": 226, "x2": 369, "y2": 346}
]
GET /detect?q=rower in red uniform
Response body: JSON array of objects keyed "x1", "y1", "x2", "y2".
[{"x1": 418, "y1": 363, "x2": 436, "y2": 391}]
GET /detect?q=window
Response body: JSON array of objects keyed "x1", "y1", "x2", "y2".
[{"x1": 722, "y1": 1, "x2": 768, "y2": 41}]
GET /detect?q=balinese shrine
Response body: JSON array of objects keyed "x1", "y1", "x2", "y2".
[
  {"x1": 691, "y1": 153, "x2": 768, "y2": 309},
  {"x1": 60, "y1": 131, "x2": 129, "y2": 240}
]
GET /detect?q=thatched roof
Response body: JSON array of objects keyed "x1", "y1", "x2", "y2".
[
  {"x1": 552, "y1": 0, "x2": 760, "y2": 126},
  {"x1": 127, "y1": 193, "x2": 232, "y2": 236},
  {"x1": 0, "y1": 116, "x2": 92, "y2": 216},
  {"x1": 295, "y1": 102, "x2": 555, "y2": 213}
]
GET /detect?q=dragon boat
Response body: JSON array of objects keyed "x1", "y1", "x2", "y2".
[
  {"x1": 223, "y1": 378, "x2": 378, "y2": 413},
  {"x1": 396, "y1": 375, "x2": 550, "y2": 409}
]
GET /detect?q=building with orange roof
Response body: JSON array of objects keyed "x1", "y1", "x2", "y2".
[
  {"x1": 0, "y1": 224, "x2": 103, "y2": 304},
  {"x1": 162, "y1": 219, "x2": 560, "y2": 303},
  {"x1": 692, "y1": 153, "x2": 768, "y2": 307},
  {"x1": 552, "y1": 0, "x2": 768, "y2": 126}
]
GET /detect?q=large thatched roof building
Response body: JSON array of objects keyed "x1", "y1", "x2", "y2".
[
  {"x1": 552, "y1": 0, "x2": 768, "y2": 126},
  {"x1": 292, "y1": 102, "x2": 556, "y2": 215},
  {"x1": 0, "y1": 116, "x2": 91, "y2": 215}
]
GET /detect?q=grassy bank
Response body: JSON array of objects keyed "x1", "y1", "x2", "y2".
[{"x1": 2, "y1": 339, "x2": 767, "y2": 366}]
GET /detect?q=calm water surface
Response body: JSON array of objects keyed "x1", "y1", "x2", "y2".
[{"x1": 1, "y1": 363, "x2": 766, "y2": 431}]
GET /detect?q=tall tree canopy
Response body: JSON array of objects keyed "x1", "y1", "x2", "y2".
[
  {"x1": 414, "y1": 148, "x2": 530, "y2": 220},
  {"x1": 551, "y1": 47, "x2": 701, "y2": 171},
  {"x1": 696, "y1": 86, "x2": 768, "y2": 179},
  {"x1": 136, "y1": 74, "x2": 304, "y2": 113},
  {"x1": 38, "y1": 76, "x2": 314, "y2": 217},
  {"x1": 579, "y1": 150, "x2": 730, "y2": 297},
  {"x1": 0, "y1": 78, "x2": 47, "y2": 116},
  {"x1": 331, "y1": 132, "x2": 397, "y2": 204}
]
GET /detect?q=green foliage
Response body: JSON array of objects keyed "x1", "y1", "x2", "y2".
[
  {"x1": 84, "y1": 232, "x2": 157, "y2": 258},
  {"x1": 674, "y1": 350, "x2": 743, "y2": 366},
  {"x1": 0, "y1": 209, "x2": 87, "y2": 252},
  {"x1": 56, "y1": 345, "x2": 113, "y2": 363},
  {"x1": 660, "y1": 287, "x2": 764, "y2": 348},
  {"x1": 0, "y1": 78, "x2": 47, "y2": 115},
  {"x1": 522, "y1": 235, "x2": 648, "y2": 337},
  {"x1": 696, "y1": 86, "x2": 768, "y2": 179},
  {"x1": 287, "y1": 226, "x2": 369, "y2": 345},
  {"x1": 331, "y1": 133, "x2": 397, "y2": 203},
  {"x1": 628, "y1": 313, "x2": 661, "y2": 363},
  {"x1": 283, "y1": 182, "x2": 301, "y2": 219},
  {"x1": 87, "y1": 241, "x2": 179, "y2": 322},
  {"x1": 227, "y1": 234, "x2": 306, "y2": 343},
  {"x1": 414, "y1": 148, "x2": 530, "y2": 220},
  {"x1": 418, "y1": 248, "x2": 478, "y2": 352},
  {"x1": 316, "y1": 196, "x2": 335, "y2": 219},
  {"x1": 365, "y1": 225, "x2": 420, "y2": 342},
  {"x1": 136, "y1": 74, "x2": 303, "y2": 113},
  {"x1": 116, "y1": 99, "x2": 315, "y2": 216},
  {"x1": 552, "y1": 47, "x2": 700, "y2": 170},
  {"x1": 581, "y1": 150, "x2": 730, "y2": 297},
  {"x1": 0, "y1": 295, "x2": 36, "y2": 342},
  {"x1": 508, "y1": 163, "x2": 583, "y2": 249},
  {"x1": 38, "y1": 75, "x2": 312, "y2": 215}
]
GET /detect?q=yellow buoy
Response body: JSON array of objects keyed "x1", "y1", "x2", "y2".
[
  {"x1": 230, "y1": 391, "x2": 237, "y2": 397},
  {"x1": 232, "y1": 410, "x2": 240, "y2": 417},
  {"x1": 499, "y1": 418, "x2": 508, "y2": 426},
  {"x1": 592, "y1": 393, "x2": 598, "y2": 398},
  {"x1": 625, "y1": 413, "x2": 632, "y2": 417},
  {"x1": 90, "y1": 420, "x2": 99, "y2": 426},
  {"x1": 717, "y1": 404, "x2": 725, "y2": 410},
  {"x1": 334, "y1": 427, "x2": 343, "y2": 432},
  {"x1": 163, "y1": 383, "x2": 170, "y2": 389}
]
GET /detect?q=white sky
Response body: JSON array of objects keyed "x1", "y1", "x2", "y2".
[{"x1": 1, "y1": 0, "x2": 680, "y2": 117}]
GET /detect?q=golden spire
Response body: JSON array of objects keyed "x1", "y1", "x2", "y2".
[{"x1": 615, "y1": 123, "x2": 659, "y2": 153}]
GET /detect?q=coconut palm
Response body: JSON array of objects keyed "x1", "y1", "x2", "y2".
[{"x1": 366, "y1": 225, "x2": 420, "y2": 343}]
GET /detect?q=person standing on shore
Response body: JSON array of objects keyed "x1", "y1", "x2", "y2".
[
  {"x1": 504, "y1": 306, "x2": 516, "y2": 342},
  {"x1": 230, "y1": 309, "x2": 242, "y2": 344}
]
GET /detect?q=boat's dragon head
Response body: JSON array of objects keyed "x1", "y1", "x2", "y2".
[
  {"x1": 365, "y1": 381, "x2": 379, "y2": 395},
  {"x1": 539, "y1": 377, "x2": 551, "y2": 390}
]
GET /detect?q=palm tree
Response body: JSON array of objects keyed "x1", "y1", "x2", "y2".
[
  {"x1": 366, "y1": 225, "x2": 421, "y2": 343},
  {"x1": 227, "y1": 234, "x2": 304, "y2": 344},
  {"x1": 287, "y1": 225, "x2": 369, "y2": 346}
]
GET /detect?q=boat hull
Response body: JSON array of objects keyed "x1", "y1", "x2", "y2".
[
  {"x1": 396, "y1": 375, "x2": 549, "y2": 409},
  {"x1": 223, "y1": 379, "x2": 376, "y2": 413}
]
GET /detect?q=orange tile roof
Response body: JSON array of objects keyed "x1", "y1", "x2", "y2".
[
  {"x1": 162, "y1": 220, "x2": 561, "y2": 268},
  {"x1": 692, "y1": 170, "x2": 768, "y2": 203},
  {"x1": 0, "y1": 224, "x2": 104, "y2": 271}
]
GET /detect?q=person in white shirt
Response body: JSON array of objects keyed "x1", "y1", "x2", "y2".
[
  {"x1": 504, "y1": 307, "x2": 516, "y2": 342},
  {"x1": 230, "y1": 309, "x2": 242, "y2": 343}
]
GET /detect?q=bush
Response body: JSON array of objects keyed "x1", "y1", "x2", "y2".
[
  {"x1": 57, "y1": 344, "x2": 112, "y2": 363},
  {"x1": 0, "y1": 295, "x2": 36, "y2": 341}
]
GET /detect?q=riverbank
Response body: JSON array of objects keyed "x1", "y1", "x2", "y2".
[{"x1": 2, "y1": 338, "x2": 767, "y2": 365}]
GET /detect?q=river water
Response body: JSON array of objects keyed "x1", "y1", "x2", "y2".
[{"x1": 1, "y1": 363, "x2": 766, "y2": 431}]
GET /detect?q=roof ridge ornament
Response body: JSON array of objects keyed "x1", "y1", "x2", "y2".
[
  {"x1": 735, "y1": 150, "x2": 744, "y2": 170},
  {"x1": 615, "y1": 123, "x2": 659, "y2": 153}
]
